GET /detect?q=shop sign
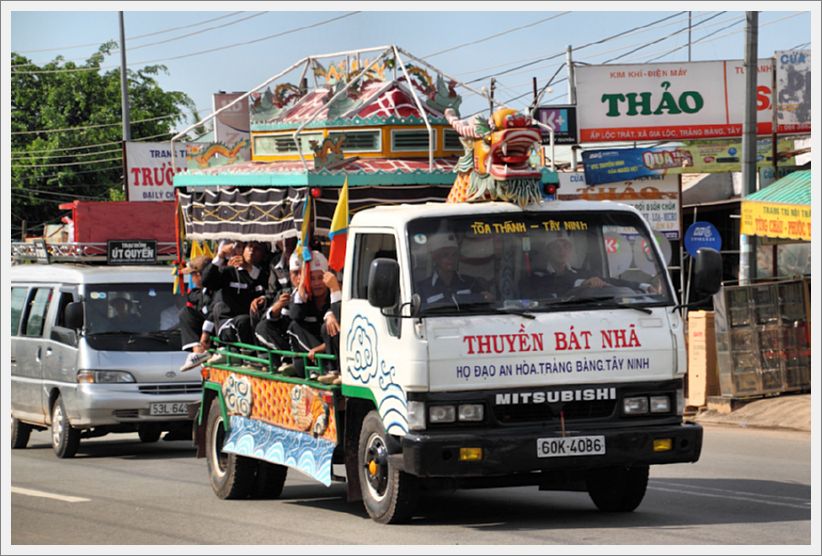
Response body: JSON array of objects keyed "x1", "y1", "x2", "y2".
[
  {"x1": 775, "y1": 50, "x2": 811, "y2": 134},
  {"x1": 557, "y1": 173, "x2": 680, "y2": 239},
  {"x1": 582, "y1": 139, "x2": 796, "y2": 185},
  {"x1": 684, "y1": 221, "x2": 721, "y2": 257},
  {"x1": 576, "y1": 58, "x2": 811, "y2": 142},
  {"x1": 533, "y1": 105, "x2": 578, "y2": 144},
  {"x1": 125, "y1": 142, "x2": 186, "y2": 202},
  {"x1": 107, "y1": 240, "x2": 157, "y2": 265},
  {"x1": 741, "y1": 202, "x2": 810, "y2": 241}
]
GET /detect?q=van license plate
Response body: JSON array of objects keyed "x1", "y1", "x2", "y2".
[
  {"x1": 537, "y1": 435, "x2": 605, "y2": 458},
  {"x1": 149, "y1": 402, "x2": 189, "y2": 416}
]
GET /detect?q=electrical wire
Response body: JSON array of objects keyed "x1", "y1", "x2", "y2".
[
  {"x1": 12, "y1": 12, "x2": 269, "y2": 68},
  {"x1": 466, "y1": 11, "x2": 687, "y2": 84},
  {"x1": 11, "y1": 114, "x2": 176, "y2": 135},
  {"x1": 11, "y1": 12, "x2": 362, "y2": 75},
  {"x1": 11, "y1": 147, "x2": 122, "y2": 161},
  {"x1": 422, "y1": 12, "x2": 571, "y2": 58},
  {"x1": 13, "y1": 11, "x2": 243, "y2": 54},
  {"x1": 12, "y1": 156, "x2": 123, "y2": 169},
  {"x1": 11, "y1": 130, "x2": 178, "y2": 156}
]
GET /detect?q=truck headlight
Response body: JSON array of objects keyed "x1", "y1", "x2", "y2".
[
  {"x1": 623, "y1": 396, "x2": 649, "y2": 415},
  {"x1": 457, "y1": 404, "x2": 484, "y2": 422},
  {"x1": 649, "y1": 395, "x2": 671, "y2": 413},
  {"x1": 429, "y1": 405, "x2": 456, "y2": 424},
  {"x1": 77, "y1": 370, "x2": 136, "y2": 384},
  {"x1": 407, "y1": 401, "x2": 426, "y2": 430}
]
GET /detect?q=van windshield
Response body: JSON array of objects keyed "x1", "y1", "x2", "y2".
[
  {"x1": 83, "y1": 283, "x2": 183, "y2": 351},
  {"x1": 407, "y1": 210, "x2": 674, "y2": 317}
]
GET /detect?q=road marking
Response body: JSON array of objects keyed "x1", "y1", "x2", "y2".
[
  {"x1": 11, "y1": 486, "x2": 90, "y2": 503},
  {"x1": 648, "y1": 486, "x2": 810, "y2": 510},
  {"x1": 653, "y1": 480, "x2": 811, "y2": 503}
]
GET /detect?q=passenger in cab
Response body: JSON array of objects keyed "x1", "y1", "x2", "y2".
[{"x1": 416, "y1": 232, "x2": 490, "y2": 311}]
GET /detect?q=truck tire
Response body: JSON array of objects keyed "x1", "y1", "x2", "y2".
[
  {"x1": 11, "y1": 417, "x2": 32, "y2": 449},
  {"x1": 358, "y1": 410, "x2": 418, "y2": 524},
  {"x1": 138, "y1": 424, "x2": 162, "y2": 443},
  {"x1": 251, "y1": 461, "x2": 288, "y2": 499},
  {"x1": 586, "y1": 465, "x2": 649, "y2": 512},
  {"x1": 51, "y1": 395, "x2": 81, "y2": 459},
  {"x1": 204, "y1": 398, "x2": 256, "y2": 499}
]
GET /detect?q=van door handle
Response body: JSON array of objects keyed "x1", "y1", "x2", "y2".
[
  {"x1": 10, "y1": 357, "x2": 16, "y2": 364},
  {"x1": 36, "y1": 347, "x2": 42, "y2": 362}
]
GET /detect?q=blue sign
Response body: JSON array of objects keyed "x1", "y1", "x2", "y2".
[
  {"x1": 582, "y1": 148, "x2": 663, "y2": 185},
  {"x1": 684, "y1": 222, "x2": 722, "y2": 257},
  {"x1": 534, "y1": 105, "x2": 577, "y2": 145}
]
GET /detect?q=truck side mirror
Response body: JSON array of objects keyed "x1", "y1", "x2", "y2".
[
  {"x1": 64, "y1": 301, "x2": 84, "y2": 330},
  {"x1": 368, "y1": 258, "x2": 399, "y2": 309},
  {"x1": 693, "y1": 248, "x2": 722, "y2": 296}
]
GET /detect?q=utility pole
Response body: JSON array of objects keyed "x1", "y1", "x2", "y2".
[
  {"x1": 738, "y1": 11, "x2": 758, "y2": 285},
  {"x1": 688, "y1": 12, "x2": 692, "y2": 62},
  {"x1": 566, "y1": 45, "x2": 577, "y2": 170},
  {"x1": 119, "y1": 11, "x2": 131, "y2": 199}
]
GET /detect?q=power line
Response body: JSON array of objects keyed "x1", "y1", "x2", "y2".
[
  {"x1": 13, "y1": 165, "x2": 123, "y2": 181},
  {"x1": 10, "y1": 130, "x2": 172, "y2": 156},
  {"x1": 13, "y1": 11, "x2": 243, "y2": 54},
  {"x1": 466, "y1": 11, "x2": 687, "y2": 84},
  {"x1": 645, "y1": 17, "x2": 743, "y2": 62},
  {"x1": 12, "y1": 155, "x2": 123, "y2": 169},
  {"x1": 601, "y1": 11, "x2": 726, "y2": 64},
  {"x1": 12, "y1": 12, "x2": 269, "y2": 68},
  {"x1": 423, "y1": 12, "x2": 571, "y2": 58},
  {"x1": 12, "y1": 147, "x2": 122, "y2": 161},
  {"x1": 11, "y1": 12, "x2": 362, "y2": 75},
  {"x1": 11, "y1": 114, "x2": 176, "y2": 136}
]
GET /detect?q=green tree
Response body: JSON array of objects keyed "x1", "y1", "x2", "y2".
[{"x1": 10, "y1": 42, "x2": 194, "y2": 237}]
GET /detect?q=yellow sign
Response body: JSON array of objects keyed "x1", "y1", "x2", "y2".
[{"x1": 740, "y1": 201, "x2": 811, "y2": 241}]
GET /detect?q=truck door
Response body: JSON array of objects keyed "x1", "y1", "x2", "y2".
[
  {"x1": 341, "y1": 231, "x2": 413, "y2": 436},
  {"x1": 12, "y1": 286, "x2": 54, "y2": 424}
]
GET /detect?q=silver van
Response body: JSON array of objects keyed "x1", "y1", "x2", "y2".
[{"x1": 10, "y1": 264, "x2": 200, "y2": 458}]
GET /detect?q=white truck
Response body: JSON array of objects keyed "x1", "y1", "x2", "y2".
[{"x1": 194, "y1": 199, "x2": 721, "y2": 523}]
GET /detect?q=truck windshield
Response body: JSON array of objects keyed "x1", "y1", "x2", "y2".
[
  {"x1": 407, "y1": 210, "x2": 674, "y2": 316},
  {"x1": 83, "y1": 283, "x2": 183, "y2": 351}
]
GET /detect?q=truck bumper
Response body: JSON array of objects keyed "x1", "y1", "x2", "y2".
[{"x1": 400, "y1": 422, "x2": 702, "y2": 477}]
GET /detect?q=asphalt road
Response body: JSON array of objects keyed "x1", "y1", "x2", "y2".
[{"x1": 9, "y1": 425, "x2": 811, "y2": 546}]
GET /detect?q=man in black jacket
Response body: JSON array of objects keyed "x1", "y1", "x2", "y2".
[
  {"x1": 202, "y1": 240, "x2": 267, "y2": 350},
  {"x1": 178, "y1": 255, "x2": 216, "y2": 371}
]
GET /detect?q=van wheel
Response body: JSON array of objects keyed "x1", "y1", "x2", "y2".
[
  {"x1": 205, "y1": 398, "x2": 256, "y2": 499},
  {"x1": 586, "y1": 465, "x2": 649, "y2": 512},
  {"x1": 358, "y1": 411, "x2": 418, "y2": 524},
  {"x1": 51, "y1": 395, "x2": 80, "y2": 459},
  {"x1": 251, "y1": 461, "x2": 288, "y2": 499},
  {"x1": 138, "y1": 424, "x2": 162, "y2": 443},
  {"x1": 11, "y1": 417, "x2": 32, "y2": 449}
]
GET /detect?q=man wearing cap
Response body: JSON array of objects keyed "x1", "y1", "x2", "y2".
[
  {"x1": 178, "y1": 255, "x2": 216, "y2": 372},
  {"x1": 253, "y1": 250, "x2": 303, "y2": 370},
  {"x1": 416, "y1": 231, "x2": 488, "y2": 310},
  {"x1": 285, "y1": 250, "x2": 342, "y2": 382},
  {"x1": 202, "y1": 240, "x2": 268, "y2": 350}
]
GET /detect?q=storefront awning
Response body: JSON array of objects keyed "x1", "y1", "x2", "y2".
[{"x1": 740, "y1": 170, "x2": 811, "y2": 241}]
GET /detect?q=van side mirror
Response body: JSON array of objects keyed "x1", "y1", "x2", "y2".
[
  {"x1": 368, "y1": 258, "x2": 399, "y2": 309},
  {"x1": 693, "y1": 248, "x2": 722, "y2": 296},
  {"x1": 65, "y1": 301, "x2": 84, "y2": 330}
]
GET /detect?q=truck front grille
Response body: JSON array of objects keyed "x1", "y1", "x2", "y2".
[
  {"x1": 138, "y1": 383, "x2": 202, "y2": 395},
  {"x1": 493, "y1": 400, "x2": 616, "y2": 424}
]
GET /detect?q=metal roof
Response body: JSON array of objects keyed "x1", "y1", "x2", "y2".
[{"x1": 745, "y1": 170, "x2": 811, "y2": 205}]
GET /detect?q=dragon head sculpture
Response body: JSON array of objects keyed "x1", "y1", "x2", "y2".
[{"x1": 445, "y1": 107, "x2": 543, "y2": 207}]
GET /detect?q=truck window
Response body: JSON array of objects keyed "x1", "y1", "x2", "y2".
[
  {"x1": 10, "y1": 287, "x2": 28, "y2": 336},
  {"x1": 352, "y1": 233, "x2": 397, "y2": 300},
  {"x1": 23, "y1": 287, "x2": 53, "y2": 338}
]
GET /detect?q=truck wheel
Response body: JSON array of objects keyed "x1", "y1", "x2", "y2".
[
  {"x1": 11, "y1": 417, "x2": 32, "y2": 449},
  {"x1": 251, "y1": 461, "x2": 288, "y2": 499},
  {"x1": 358, "y1": 411, "x2": 418, "y2": 524},
  {"x1": 51, "y1": 395, "x2": 81, "y2": 459},
  {"x1": 138, "y1": 424, "x2": 162, "y2": 443},
  {"x1": 586, "y1": 465, "x2": 649, "y2": 512},
  {"x1": 205, "y1": 398, "x2": 256, "y2": 499}
]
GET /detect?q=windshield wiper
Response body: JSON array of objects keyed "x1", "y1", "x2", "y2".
[
  {"x1": 439, "y1": 301, "x2": 537, "y2": 319},
  {"x1": 541, "y1": 295, "x2": 653, "y2": 314},
  {"x1": 88, "y1": 330, "x2": 134, "y2": 336}
]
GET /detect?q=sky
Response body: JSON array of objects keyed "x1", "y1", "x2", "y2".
[{"x1": 5, "y1": 2, "x2": 816, "y2": 131}]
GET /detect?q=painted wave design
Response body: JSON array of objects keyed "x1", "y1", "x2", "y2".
[
  {"x1": 222, "y1": 416, "x2": 335, "y2": 486},
  {"x1": 345, "y1": 314, "x2": 408, "y2": 434}
]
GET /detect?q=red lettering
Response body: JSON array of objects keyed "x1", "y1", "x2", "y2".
[
  {"x1": 463, "y1": 336, "x2": 476, "y2": 355},
  {"x1": 555, "y1": 332, "x2": 568, "y2": 351},
  {"x1": 477, "y1": 335, "x2": 491, "y2": 354}
]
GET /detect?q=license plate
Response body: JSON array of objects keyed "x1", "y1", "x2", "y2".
[
  {"x1": 149, "y1": 402, "x2": 190, "y2": 416},
  {"x1": 537, "y1": 435, "x2": 605, "y2": 458}
]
